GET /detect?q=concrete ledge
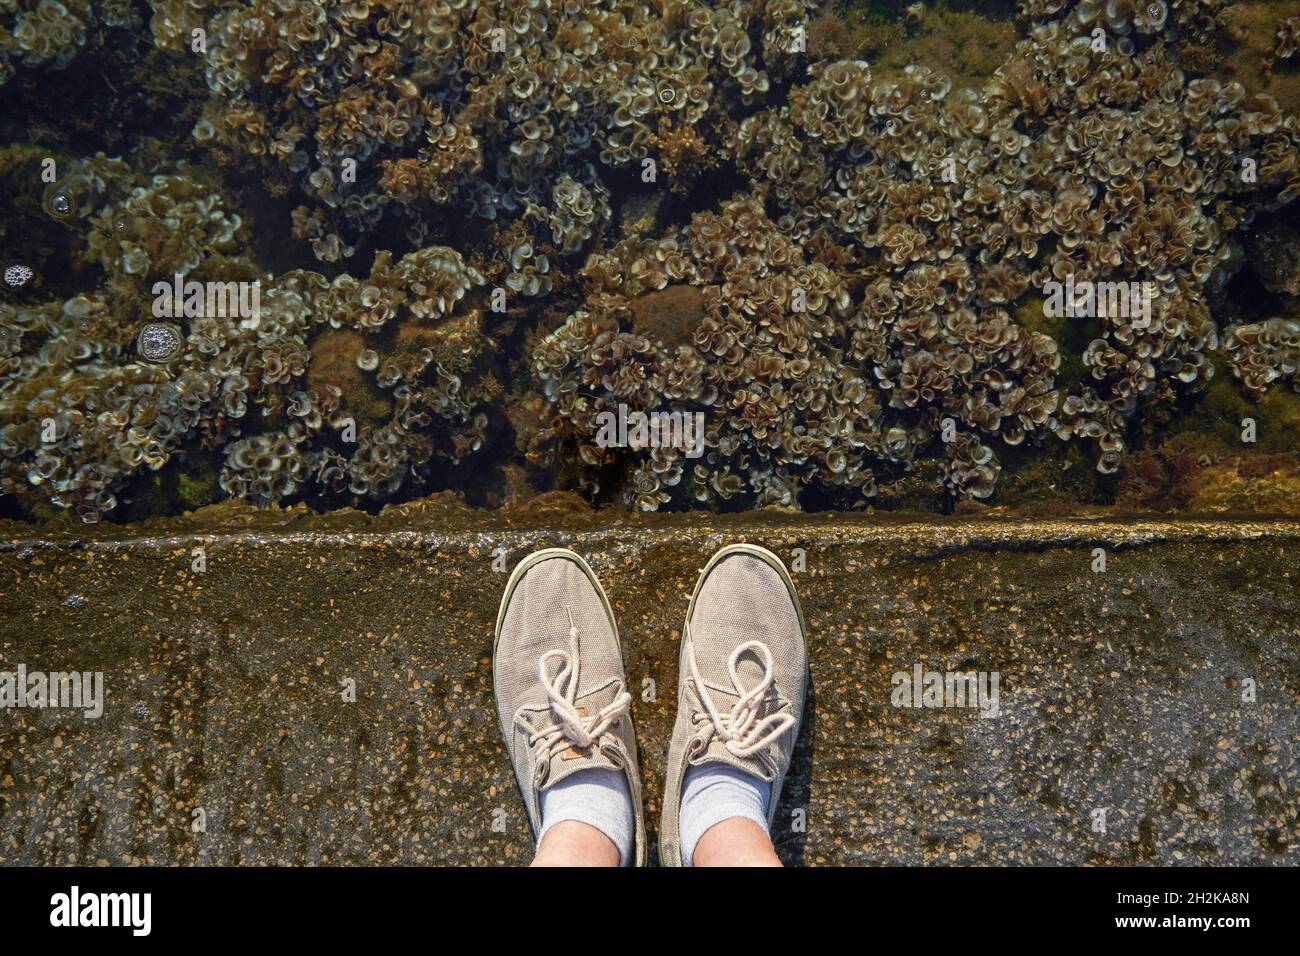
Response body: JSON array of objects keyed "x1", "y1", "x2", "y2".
[{"x1": 1, "y1": 514, "x2": 1297, "y2": 864}]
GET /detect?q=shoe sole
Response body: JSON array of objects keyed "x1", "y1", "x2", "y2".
[{"x1": 660, "y1": 542, "x2": 808, "y2": 865}]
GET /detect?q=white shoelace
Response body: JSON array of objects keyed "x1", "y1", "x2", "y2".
[
  {"x1": 524, "y1": 606, "x2": 632, "y2": 759},
  {"x1": 684, "y1": 628, "x2": 794, "y2": 759}
]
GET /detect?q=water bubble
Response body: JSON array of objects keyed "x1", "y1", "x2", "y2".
[
  {"x1": 138, "y1": 322, "x2": 183, "y2": 362},
  {"x1": 62, "y1": 593, "x2": 87, "y2": 609},
  {"x1": 3, "y1": 263, "x2": 34, "y2": 289},
  {"x1": 46, "y1": 188, "x2": 74, "y2": 219}
]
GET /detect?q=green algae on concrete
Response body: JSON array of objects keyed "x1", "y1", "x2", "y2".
[{"x1": 1, "y1": 510, "x2": 1296, "y2": 865}]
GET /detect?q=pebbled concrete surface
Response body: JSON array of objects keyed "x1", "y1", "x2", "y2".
[{"x1": 0, "y1": 510, "x2": 1297, "y2": 865}]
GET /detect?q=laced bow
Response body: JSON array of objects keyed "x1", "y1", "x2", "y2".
[
  {"x1": 684, "y1": 629, "x2": 794, "y2": 759},
  {"x1": 523, "y1": 606, "x2": 631, "y2": 758}
]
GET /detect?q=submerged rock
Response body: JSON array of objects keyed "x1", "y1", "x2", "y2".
[{"x1": 1246, "y1": 221, "x2": 1300, "y2": 295}]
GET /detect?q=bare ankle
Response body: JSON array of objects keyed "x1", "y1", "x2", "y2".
[
  {"x1": 531, "y1": 820, "x2": 621, "y2": 867},
  {"x1": 692, "y1": 817, "x2": 782, "y2": 867}
]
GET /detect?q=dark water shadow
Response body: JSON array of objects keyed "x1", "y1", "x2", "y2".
[{"x1": 772, "y1": 670, "x2": 816, "y2": 866}]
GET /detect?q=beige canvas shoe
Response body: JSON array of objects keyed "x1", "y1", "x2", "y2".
[
  {"x1": 493, "y1": 547, "x2": 646, "y2": 866},
  {"x1": 659, "y1": 543, "x2": 808, "y2": 866}
]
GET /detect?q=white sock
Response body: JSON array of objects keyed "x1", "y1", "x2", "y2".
[
  {"x1": 537, "y1": 767, "x2": 634, "y2": 866},
  {"x1": 678, "y1": 763, "x2": 772, "y2": 867}
]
